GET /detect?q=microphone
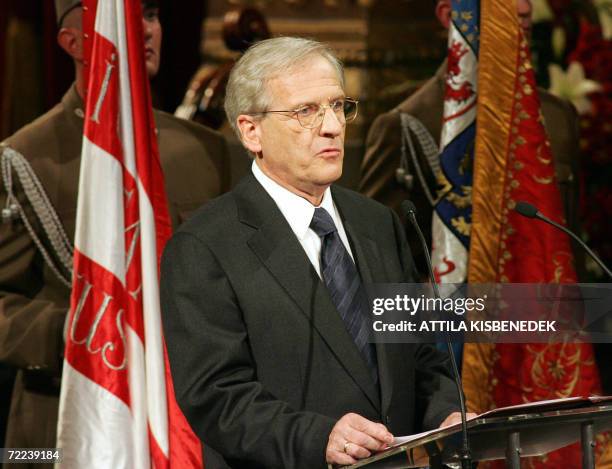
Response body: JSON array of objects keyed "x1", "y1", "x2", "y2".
[
  {"x1": 515, "y1": 201, "x2": 612, "y2": 280},
  {"x1": 400, "y1": 200, "x2": 472, "y2": 469}
]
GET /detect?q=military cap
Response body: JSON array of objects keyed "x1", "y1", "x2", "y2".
[{"x1": 55, "y1": 0, "x2": 82, "y2": 26}]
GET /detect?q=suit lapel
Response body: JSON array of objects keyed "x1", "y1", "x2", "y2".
[
  {"x1": 332, "y1": 187, "x2": 395, "y2": 418},
  {"x1": 235, "y1": 175, "x2": 381, "y2": 410}
]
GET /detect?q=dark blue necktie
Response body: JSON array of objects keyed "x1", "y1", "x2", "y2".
[{"x1": 310, "y1": 207, "x2": 378, "y2": 382}]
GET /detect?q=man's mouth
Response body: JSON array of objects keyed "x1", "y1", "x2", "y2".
[{"x1": 317, "y1": 148, "x2": 342, "y2": 157}]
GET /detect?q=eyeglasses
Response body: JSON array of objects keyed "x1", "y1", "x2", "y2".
[{"x1": 249, "y1": 98, "x2": 359, "y2": 129}]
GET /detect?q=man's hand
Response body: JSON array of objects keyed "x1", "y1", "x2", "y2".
[
  {"x1": 326, "y1": 413, "x2": 394, "y2": 466},
  {"x1": 439, "y1": 411, "x2": 477, "y2": 428}
]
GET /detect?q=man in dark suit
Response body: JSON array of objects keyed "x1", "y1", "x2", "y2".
[
  {"x1": 0, "y1": 2, "x2": 229, "y2": 465},
  {"x1": 161, "y1": 36, "x2": 465, "y2": 468}
]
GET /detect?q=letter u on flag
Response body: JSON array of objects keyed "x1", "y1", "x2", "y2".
[{"x1": 56, "y1": 1, "x2": 203, "y2": 467}]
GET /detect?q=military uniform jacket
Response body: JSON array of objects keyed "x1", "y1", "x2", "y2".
[{"x1": 0, "y1": 84, "x2": 230, "y2": 461}]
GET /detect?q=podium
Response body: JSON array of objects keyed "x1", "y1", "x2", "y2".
[{"x1": 340, "y1": 397, "x2": 612, "y2": 468}]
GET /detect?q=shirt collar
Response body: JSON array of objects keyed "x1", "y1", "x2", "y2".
[{"x1": 251, "y1": 160, "x2": 338, "y2": 240}]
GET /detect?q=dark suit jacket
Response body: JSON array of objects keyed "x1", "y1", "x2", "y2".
[{"x1": 161, "y1": 173, "x2": 460, "y2": 469}]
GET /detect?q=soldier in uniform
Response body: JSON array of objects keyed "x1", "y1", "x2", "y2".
[
  {"x1": 0, "y1": 1, "x2": 230, "y2": 465},
  {"x1": 359, "y1": 0, "x2": 581, "y2": 276}
]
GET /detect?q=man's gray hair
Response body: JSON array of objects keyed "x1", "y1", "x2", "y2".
[{"x1": 224, "y1": 36, "x2": 345, "y2": 138}]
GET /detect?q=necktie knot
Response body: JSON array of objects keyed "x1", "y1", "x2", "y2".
[{"x1": 310, "y1": 207, "x2": 337, "y2": 238}]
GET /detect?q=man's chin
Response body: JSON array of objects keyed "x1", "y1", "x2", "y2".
[
  {"x1": 316, "y1": 166, "x2": 343, "y2": 187},
  {"x1": 145, "y1": 61, "x2": 159, "y2": 79}
]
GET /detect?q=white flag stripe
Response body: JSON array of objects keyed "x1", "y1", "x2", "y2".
[
  {"x1": 114, "y1": 0, "x2": 138, "y2": 181},
  {"x1": 439, "y1": 23, "x2": 478, "y2": 149},
  {"x1": 75, "y1": 137, "x2": 126, "y2": 284},
  {"x1": 431, "y1": 211, "x2": 468, "y2": 283},
  {"x1": 127, "y1": 325, "x2": 152, "y2": 469},
  {"x1": 56, "y1": 363, "x2": 133, "y2": 468},
  {"x1": 138, "y1": 178, "x2": 170, "y2": 455},
  {"x1": 92, "y1": 0, "x2": 118, "y2": 46},
  {"x1": 93, "y1": 0, "x2": 137, "y2": 180}
]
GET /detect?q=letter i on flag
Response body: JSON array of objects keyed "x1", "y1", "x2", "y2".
[{"x1": 56, "y1": 1, "x2": 203, "y2": 467}]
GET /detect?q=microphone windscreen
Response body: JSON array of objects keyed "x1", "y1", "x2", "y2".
[
  {"x1": 515, "y1": 201, "x2": 538, "y2": 218},
  {"x1": 401, "y1": 200, "x2": 417, "y2": 217}
]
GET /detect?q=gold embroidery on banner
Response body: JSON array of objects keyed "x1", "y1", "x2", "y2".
[
  {"x1": 533, "y1": 175, "x2": 554, "y2": 185},
  {"x1": 446, "y1": 189, "x2": 472, "y2": 209},
  {"x1": 527, "y1": 344, "x2": 581, "y2": 397},
  {"x1": 451, "y1": 216, "x2": 471, "y2": 236},
  {"x1": 536, "y1": 143, "x2": 551, "y2": 165},
  {"x1": 552, "y1": 251, "x2": 574, "y2": 283},
  {"x1": 518, "y1": 110, "x2": 530, "y2": 120},
  {"x1": 435, "y1": 171, "x2": 452, "y2": 197}
]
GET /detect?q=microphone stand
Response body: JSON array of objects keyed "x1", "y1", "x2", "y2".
[
  {"x1": 401, "y1": 201, "x2": 472, "y2": 469},
  {"x1": 514, "y1": 201, "x2": 612, "y2": 280}
]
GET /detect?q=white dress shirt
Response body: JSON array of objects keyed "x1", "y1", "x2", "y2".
[{"x1": 252, "y1": 160, "x2": 355, "y2": 278}]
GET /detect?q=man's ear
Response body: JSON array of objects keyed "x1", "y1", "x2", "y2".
[
  {"x1": 237, "y1": 115, "x2": 263, "y2": 155},
  {"x1": 57, "y1": 27, "x2": 84, "y2": 62},
  {"x1": 435, "y1": 0, "x2": 452, "y2": 30}
]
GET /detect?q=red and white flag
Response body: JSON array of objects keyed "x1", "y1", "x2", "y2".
[{"x1": 56, "y1": 1, "x2": 202, "y2": 467}]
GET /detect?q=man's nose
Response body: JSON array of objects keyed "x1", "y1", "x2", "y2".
[
  {"x1": 142, "y1": 17, "x2": 152, "y2": 39},
  {"x1": 319, "y1": 107, "x2": 343, "y2": 137}
]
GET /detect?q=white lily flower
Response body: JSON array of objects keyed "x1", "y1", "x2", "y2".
[
  {"x1": 548, "y1": 62, "x2": 603, "y2": 115},
  {"x1": 532, "y1": 0, "x2": 554, "y2": 23},
  {"x1": 594, "y1": 0, "x2": 612, "y2": 40}
]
